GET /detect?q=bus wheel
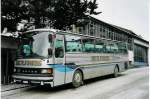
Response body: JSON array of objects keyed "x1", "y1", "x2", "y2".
[
  {"x1": 113, "y1": 66, "x2": 119, "y2": 77},
  {"x1": 72, "y1": 70, "x2": 83, "y2": 88}
]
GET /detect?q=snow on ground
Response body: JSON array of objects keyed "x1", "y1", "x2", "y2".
[{"x1": 2, "y1": 67, "x2": 149, "y2": 99}]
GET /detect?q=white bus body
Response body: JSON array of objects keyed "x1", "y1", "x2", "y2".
[{"x1": 12, "y1": 29, "x2": 129, "y2": 87}]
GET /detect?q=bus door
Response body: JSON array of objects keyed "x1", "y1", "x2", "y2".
[{"x1": 53, "y1": 34, "x2": 66, "y2": 86}]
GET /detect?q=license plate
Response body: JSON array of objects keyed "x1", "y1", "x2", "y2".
[{"x1": 23, "y1": 81, "x2": 28, "y2": 84}]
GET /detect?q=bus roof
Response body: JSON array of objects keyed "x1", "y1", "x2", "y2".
[
  {"x1": 25, "y1": 28, "x2": 60, "y2": 33},
  {"x1": 26, "y1": 28, "x2": 97, "y2": 38},
  {"x1": 24, "y1": 28, "x2": 124, "y2": 43}
]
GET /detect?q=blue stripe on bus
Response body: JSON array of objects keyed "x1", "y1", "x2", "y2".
[{"x1": 47, "y1": 64, "x2": 74, "y2": 72}]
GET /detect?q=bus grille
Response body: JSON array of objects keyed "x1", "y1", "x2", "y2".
[{"x1": 15, "y1": 68, "x2": 41, "y2": 74}]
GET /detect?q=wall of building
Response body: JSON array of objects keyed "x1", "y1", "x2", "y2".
[
  {"x1": 134, "y1": 44, "x2": 148, "y2": 66},
  {"x1": 133, "y1": 39, "x2": 149, "y2": 66},
  {"x1": 1, "y1": 36, "x2": 17, "y2": 84}
]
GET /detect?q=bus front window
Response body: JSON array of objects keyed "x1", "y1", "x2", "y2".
[{"x1": 17, "y1": 31, "x2": 53, "y2": 59}]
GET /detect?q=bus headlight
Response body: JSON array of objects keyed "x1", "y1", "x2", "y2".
[
  {"x1": 41, "y1": 69, "x2": 53, "y2": 74},
  {"x1": 17, "y1": 68, "x2": 21, "y2": 73}
]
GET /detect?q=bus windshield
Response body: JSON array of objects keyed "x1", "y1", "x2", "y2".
[{"x1": 17, "y1": 31, "x2": 53, "y2": 59}]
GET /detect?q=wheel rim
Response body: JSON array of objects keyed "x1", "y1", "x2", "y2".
[
  {"x1": 74, "y1": 73, "x2": 81, "y2": 83},
  {"x1": 72, "y1": 71, "x2": 82, "y2": 87}
]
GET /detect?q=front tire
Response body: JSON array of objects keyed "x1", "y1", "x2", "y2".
[{"x1": 72, "y1": 70, "x2": 83, "y2": 88}]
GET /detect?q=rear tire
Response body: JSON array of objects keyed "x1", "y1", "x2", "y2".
[
  {"x1": 72, "y1": 70, "x2": 83, "y2": 88},
  {"x1": 113, "y1": 66, "x2": 119, "y2": 77}
]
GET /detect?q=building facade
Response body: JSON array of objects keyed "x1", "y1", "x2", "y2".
[{"x1": 72, "y1": 16, "x2": 149, "y2": 66}]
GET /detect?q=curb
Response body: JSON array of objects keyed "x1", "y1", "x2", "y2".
[{"x1": 1, "y1": 86, "x2": 32, "y2": 97}]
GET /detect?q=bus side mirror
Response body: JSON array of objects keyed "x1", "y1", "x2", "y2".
[
  {"x1": 48, "y1": 48, "x2": 52, "y2": 56},
  {"x1": 48, "y1": 34, "x2": 53, "y2": 43}
]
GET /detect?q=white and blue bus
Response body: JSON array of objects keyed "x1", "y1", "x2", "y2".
[{"x1": 13, "y1": 29, "x2": 129, "y2": 87}]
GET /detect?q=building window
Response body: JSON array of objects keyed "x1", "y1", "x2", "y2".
[
  {"x1": 90, "y1": 22, "x2": 94, "y2": 36},
  {"x1": 102, "y1": 27, "x2": 106, "y2": 38},
  {"x1": 99, "y1": 25, "x2": 103, "y2": 37},
  {"x1": 95, "y1": 24, "x2": 99, "y2": 37},
  {"x1": 110, "y1": 31, "x2": 114, "y2": 40},
  {"x1": 114, "y1": 32, "x2": 116, "y2": 40},
  {"x1": 78, "y1": 27, "x2": 82, "y2": 34}
]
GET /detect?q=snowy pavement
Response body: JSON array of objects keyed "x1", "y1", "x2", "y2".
[{"x1": 2, "y1": 66, "x2": 149, "y2": 99}]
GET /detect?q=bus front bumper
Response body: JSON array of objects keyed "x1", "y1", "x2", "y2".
[{"x1": 12, "y1": 74, "x2": 54, "y2": 86}]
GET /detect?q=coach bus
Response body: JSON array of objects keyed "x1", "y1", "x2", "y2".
[{"x1": 12, "y1": 28, "x2": 129, "y2": 87}]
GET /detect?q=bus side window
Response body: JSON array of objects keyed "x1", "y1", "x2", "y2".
[
  {"x1": 117, "y1": 42, "x2": 127, "y2": 54},
  {"x1": 65, "y1": 35, "x2": 82, "y2": 52},
  {"x1": 82, "y1": 38, "x2": 95, "y2": 53},
  {"x1": 55, "y1": 35, "x2": 64, "y2": 58},
  {"x1": 95, "y1": 39, "x2": 104, "y2": 53},
  {"x1": 113, "y1": 43, "x2": 119, "y2": 53},
  {"x1": 105, "y1": 43, "x2": 115, "y2": 53}
]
